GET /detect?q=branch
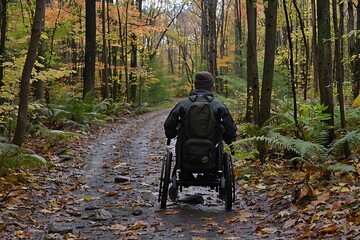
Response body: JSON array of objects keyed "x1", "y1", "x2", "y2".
[{"x1": 149, "y1": 3, "x2": 187, "y2": 61}]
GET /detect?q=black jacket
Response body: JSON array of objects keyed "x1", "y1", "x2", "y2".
[{"x1": 164, "y1": 89, "x2": 237, "y2": 145}]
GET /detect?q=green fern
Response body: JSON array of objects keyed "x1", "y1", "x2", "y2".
[
  {"x1": 329, "y1": 130, "x2": 360, "y2": 157},
  {"x1": 0, "y1": 143, "x2": 47, "y2": 176}
]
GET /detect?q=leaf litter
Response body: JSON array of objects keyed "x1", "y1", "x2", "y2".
[{"x1": 0, "y1": 109, "x2": 359, "y2": 239}]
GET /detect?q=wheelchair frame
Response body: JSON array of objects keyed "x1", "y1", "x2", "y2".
[{"x1": 158, "y1": 139, "x2": 235, "y2": 210}]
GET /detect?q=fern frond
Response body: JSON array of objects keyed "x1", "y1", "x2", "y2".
[{"x1": 329, "y1": 130, "x2": 360, "y2": 156}]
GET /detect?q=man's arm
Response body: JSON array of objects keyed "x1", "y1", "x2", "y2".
[
  {"x1": 221, "y1": 106, "x2": 237, "y2": 145},
  {"x1": 164, "y1": 103, "x2": 181, "y2": 140}
]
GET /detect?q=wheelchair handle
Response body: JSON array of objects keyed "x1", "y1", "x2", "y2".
[{"x1": 167, "y1": 139, "x2": 171, "y2": 145}]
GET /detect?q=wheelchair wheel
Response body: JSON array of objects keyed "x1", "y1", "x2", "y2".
[
  {"x1": 223, "y1": 153, "x2": 233, "y2": 210},
  {"x1": 158, "y1": 152, "x2": 172, "y2": 209},
  {"x1": 229, "y1": 154, "x2": 236, "y2": 202}
]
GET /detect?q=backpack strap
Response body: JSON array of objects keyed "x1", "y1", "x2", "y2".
[{"x1": 189, "y1": 94, "x2": 214, "y2": 103}]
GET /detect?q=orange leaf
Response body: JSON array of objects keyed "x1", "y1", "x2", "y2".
[
  {"x1": 319, "y1": 224, "x2": 338, "y2": 233},
  {"x1": 107, "y1": 191, "x2": 118, "y2": 196}
]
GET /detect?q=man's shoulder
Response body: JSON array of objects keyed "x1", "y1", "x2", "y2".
[{"x1": 210, "y1": 97, "x2": 225, "y2": 108}]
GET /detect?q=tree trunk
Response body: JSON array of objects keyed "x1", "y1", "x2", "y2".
[
  {"x1": 112, "y1": 46, "x2": 118, "y2": 101},
  {"x1": 353, "y1": 0, "x2": 360, "y2": 98},
  {"x1": 317, "y1": 0, "x2": 334, "y2": 144},
  {"x1": 12, "y1": 0, "x2": 45, "y2": 147},
  {"x1": 234, "y1": 0, "x2": 243, "y2": 77},
  {"x1": 311, "y1": 0, "x2": 319, "y2": 94},
  {"x1": 283, "y1": 0, "x2": 299, "y2": 137},
  {"x1": 347, "y1": 0, "x2": 356, "y2": 98},
  {"x1": 201, "y1": 0, "x2": 209, "y2": 64},
  {"x1": 0, "y1": 0, "x2": 7, "y2": 103},
  {"x1": 129, "y1": 33, "x2": 137, "y2": 103},
  {"x1": 34, "y1": 27, "x2": 45, "y2": 100},
  {"x1": 333, "y1": 0, "x2": 350, "y2": 156},
  {"x1": 167, "y1": 39, "x2": 174, "y2": 74},
  {"x1": 208, "y1": 0, "x2": 217, "y2": 89},
  {"x1": 292, "y1": 0, "x2": 309, "y2": 101},
  {"x1": 245, "y1": 0, "x2": 259, "y2": 124},
  {"x1": 259, "y1": 0, "x2": 278, "y2": 126},
  {"x1": 83, "y1": 0, "x2": 96, "y2": 98},
  {"x1": 101, "y1": 0, "x2": 109, "y2": 99}
]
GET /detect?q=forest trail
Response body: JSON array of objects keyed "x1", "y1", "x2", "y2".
[{"x1": 2, "y1": 109, "x2": 357, "y2": 239}]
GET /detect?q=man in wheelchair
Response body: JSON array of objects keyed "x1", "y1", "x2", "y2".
[{"x1": 161, "y1": 71, "x2": 237, "y2": 209}]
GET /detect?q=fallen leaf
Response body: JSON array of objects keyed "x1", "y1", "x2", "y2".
[
  {"x1": 172, "y1": 227, "x2": 182, "y2": 233},
  {"x1": 128, "y1": 220, "x2": 147, "y2": 230},
  {"x1": 319, "y1": 223, "x2": 338, "y2": 233},
  {"x1": 83, "y1": 196, "x2": 93, "y2": 201},
  {"x1": 283, "y1": 219, "x2": 297, "y2": 229},
  {"x1": 255, "y1": 183, "x2": 267, "y2": 190},
  {"x1": 109, "y1": 224, "x2": 127, "y2": 231},
  {"x1": 107, "y1": 191, "x2": 118, "y2": 196},
  {"x1": 260, "y1": 227, "x2": 278, "y2": 234},
  {"x1": 121, "y1": 185, "x2": 132, "y2": 190},
  {"x1": 311, "y1": 192, "x2": 330, "y2": 206},
  {"x1": 164, "y1": 210, "x2": 180, "y2": 215}
]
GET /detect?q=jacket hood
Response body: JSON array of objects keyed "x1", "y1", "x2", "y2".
[{"x1": 189, "y1": 89, "x2": 214, "y2": 97}]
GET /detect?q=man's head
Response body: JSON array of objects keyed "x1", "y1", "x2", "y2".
[{"x1": 194, "y1": 71, "x2": 214, "y2": 92}]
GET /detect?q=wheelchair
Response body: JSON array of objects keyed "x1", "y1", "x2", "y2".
[{"x1": 158, "y1": 136, "x2": 235, "y2": 210}]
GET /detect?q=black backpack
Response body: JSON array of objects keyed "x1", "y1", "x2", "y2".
[
  {"x1": 181, "y1": 95, "x2": 216, "y2": 171},
  {"x1": 184, "y1": 95, "x2": 215, "y2": 139}
]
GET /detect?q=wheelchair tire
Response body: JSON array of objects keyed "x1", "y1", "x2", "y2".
[
  {"x1": 223, "y1": 153, "x2": 233, "y2": 210},
  {"x1": 229, "y1": 154, "x2": 236, "y2": 202},
  {"x1": 159, "y1": 152, "x2": 172, "y2": 209}
]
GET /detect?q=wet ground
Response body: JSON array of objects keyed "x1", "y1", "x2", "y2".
[{"x1": 1, "y1": 109, "x2": 296, "y2": 239}]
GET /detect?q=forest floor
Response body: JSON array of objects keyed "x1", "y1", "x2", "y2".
[{"x1": 0, "y1": 109, "x2": 359, "y2": 239}]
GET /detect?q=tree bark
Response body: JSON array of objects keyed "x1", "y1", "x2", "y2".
[
  {"x1": 317, "y1": 0, "x2": 334, "y2": 143},
  {"x1": 83, "y1": 0, "x2": 96, "y2": 98},
  {"x1": 0, "y1": 0, "x2": 7, "y2": 103},
  {"x1": 311, "y1": 0, "x2": 319, "y2": 94},
  {"x1": 201, "y1": 0, "x2": 209, "y2": 64},
  {"x1": 101, "y1": 0, "x2": 109, "y2": 99},
  {"x1": 208, "y1": 0, "x2": 217, "y2": 89},
  {"x1": 12, "y1": 0, "x2": 45, "y2": 147},
  {"x1": 234, "y1": 0, "x2": 243, "y2": 77},
  {"x1": 259, "y1": 0, "x2": 278, "y2": 126},
  {"x1": 283, "y1": 0, "x2": 298, "y2": 137},
  {"x1": 353, "y1": 0, "x2": 360, "y2": 98},
  {"x1": 347, "y1": 0, "x2": 356, "y2": 98},
  {"x1": 333, "y1": 0, "x2": 350, "y2": 156},
  {"x1": 245, "y1": 0, "x2": 259, "y2": 124}
]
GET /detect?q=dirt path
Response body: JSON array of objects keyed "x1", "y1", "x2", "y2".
[{"x1": 1, "y1": 109, "x2": 292, "y2": 239}]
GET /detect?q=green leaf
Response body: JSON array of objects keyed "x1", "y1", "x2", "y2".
[{"x1": 326, "y1": 163, "x2": 356, "y2": 173}]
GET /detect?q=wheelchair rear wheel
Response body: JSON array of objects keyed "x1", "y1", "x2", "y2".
[
  {"x1": 223, "y1": 153, "x2": 234, "y2": 210},
  {"x1": 158, "y1": 152, "x2": 172, "y2": 209}
]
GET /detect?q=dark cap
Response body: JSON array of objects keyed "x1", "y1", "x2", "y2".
[{"x1": 194, "y1": 71, "x2": 214, "y2": 91}]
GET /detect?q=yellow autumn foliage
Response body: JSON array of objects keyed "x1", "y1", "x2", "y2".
[{"x1": 351, "y1": 93, "x2": 360, "y2": 108}]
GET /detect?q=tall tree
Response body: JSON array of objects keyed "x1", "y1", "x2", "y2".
[
  {"x1": 347, "y1": 0, "x2": 355, "y2": 98},
  {"x1": 208, "y1": 0, "x2": 217, "y2": 88},
  {"x1": 201, "y1": 0, "x2": 209, "y2": 64},
  {"x1": 234, "y1": 0, "x2": 243, "y2": 77},
  {"x1": 311, "y1": 0, "x2": 319, "y2": 94},
  {"x1": 83, "y1": 0, "x2": 96, "y2": 98},
  {"x1": 0, "y1": 0, "x2": 7, "y2": 102},
  {"x1": 292, "y1": 0, "x2": 309, "y2": 100},
  {"x1": 317, "y1": 0, "x2": 334, "y2": 143},
  {"x1": 12, "y1": 0, "x2": 45, "y2": 146},
  {"x1": 283, "y1": 0, "x2": 299, "y2": 137},
  {"x1": 101, "y1": 0, "x2": 109, "y2": 99},
  {"x1": 353, "y1": 0, "x2": 360, "y2": 98},
  {"x1": 33, "y1": 18, "x2": 45, "y2": 101},
  {"x1": 245, "y1": 0, "x2": 259, "y2": 124},
  {"x1": 259, "y1": 0, "x2": 278, "y2": 126},
  {"x1": 333, "y1": 0, "x2": 350, "y2": 156}
]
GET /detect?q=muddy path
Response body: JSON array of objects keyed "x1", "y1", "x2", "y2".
[{"x1": 2, "y1": 109, "x2": 293, "y2": 240}]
